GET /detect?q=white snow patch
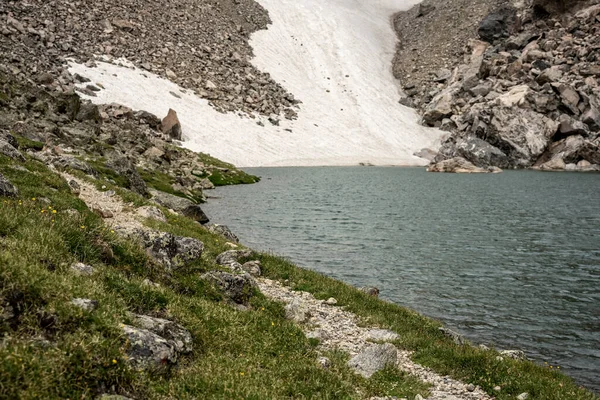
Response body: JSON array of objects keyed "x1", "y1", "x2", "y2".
[{"x1": 68, "y1": 0, "x2": 441, "y2": 167}]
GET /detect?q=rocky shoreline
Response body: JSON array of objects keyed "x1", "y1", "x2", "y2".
[{"x1": 394, "y1": 0, "x2": 600, "y2": 173}]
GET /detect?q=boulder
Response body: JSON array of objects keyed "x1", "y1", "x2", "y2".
[
  {"x1": 182, "y1": 204, "x2": 210, "y2": 224},
  {"x1": 206, "y1": 224, "x2": 239, "y2": 243},
  {"x1": 121, "y1": 325, "x2": 178, "y2": 369},
  {"x1": 539, "y1": 157, "x2": 566, "y2": 170},
  {"x1": 201, "y1": 271, "x2": 257, "y2": 304},
  {"x1": 536, "y1": 67, "x2": 562, "y2": 85},
  {"x1": 485, "y1": 107, "x2": 555, "y2": 167},
  {"x1": 500, "y1": 349, "x2": 527, "y2": 360},
  {"x1": 0, "y1": 174, "x2": 18, "y2": 197},
  {"x1": 139, "y1": 231, "x2": 204, "y2": 270},
  {"x1": 284, "y1": 298, "x2": 311, "y2": 323},
  {"x1": 215, "y1": 250, "x2": 253, "y2": 267},
  {"x1": 161, "y1": 109, "x2": 182, "y2": 140},
  {"x1": 149, "y1": 189, "x2": 193, "y2": 212},
  {"x1": 495, "y1": 85, "x2": 530, "y2": 108},
  {"x1": 130, "y1": 314, "x2": 193, "y2": 354},
  {"x1": 422, "y1": 91, "x2": 454, "y2": 126},
  {"x1": 582, "y1": 107, "x2": 600, "y2": 130},
  {"x1": 556, "y1": 84, "x2": 580, "y2": 115},
  {"x1": 439, "y1": 327, "x2": 467, "y2": 345},
  {"x1": 478, "y1": 6, "x2": 518, "y2": 43},
  {"x1": 427, "y1": 157, "x2": 492, "y2": 173},
  {"x1": 557, "y1": 115, "x2": 588, "y2": 139},
  {"x1": 0, "y1": 140, "x2": 25, "y2": 161},
  {"x1": 347, "y1": 343, "x2": 398, "y2": 378},
  {"x1": 107, "y1": 157, "x2": 148, "y2": 196},
  {"x1": 241, "y1": 261, "x2": 262, "y2": 277},
  {"x1": 437, "y1": 136, "x2": 509, "y2": 168}
]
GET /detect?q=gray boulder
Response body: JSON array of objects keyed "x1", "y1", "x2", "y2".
[
  {"x1": 107, "y1": 157, "x2": 148, "y2": 197},
  {"x1": 121, "y1": 325, "x2": 178, "y2": 369},
  {"x1": 484, "y1": 107, "x2": 555, "y2": 167},
  {"x1": 182, "y1": 204, "x2": 210, "y2": 225},
  {"x1": 582, "y1": 107, "x2": 600, "y2": 130},
  {"x1": 284, "y1": 298, "x2": 311, "y2": 323},
  {"x1": 0, "y1": 140, "x2": 25, "y2": 161},
  {"x1": 130, "y1": 314, "x2": 193, "y2": 354},
  {"x1": 557, "y1": 115, "x2": 588, "y2": 139},
  {"x1": 428, "y1": 157, "x2": 497, "y2": 173},
  {"x1": 216, "y1": 250, "x2": 253, "y2": 267},
  {"x1": 478, "y1": 6, "x2": 518, "y2": 43},
  {"x1": 149, "y1": 189, "x2": 193, "y2": 212},
  {"x1": 241, "y1": 261, "x2": 262, "y2": 277},
  {"x1": 422, "y1": 90, "x2": 454, "y2": 126},
  {"x1": 500, "y1": 349, "x2": 527, "y2": 360},
  {"x1": 139, "y1": 231, "x2": 204, "y2": 270},
  {"x1": 206, "y1": 224, "x2": 239, "y2": 243},
  {"x1": 201, "y1": 271, "x2": 257, "y2": 304},
  {"x1": 0, "y1": 173, "x2": 18, "y2": 197},
  {"x1": 347, "y1": 343, "x2": 398, "y2": 378},
  {"x1": 439, "y1": 327, "x2": 467, "y2": 345},
  {"x1": 437, "y1": 136, "x2": 509, "y2": 168}
]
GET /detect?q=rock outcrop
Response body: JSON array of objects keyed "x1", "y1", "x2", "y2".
[{"x1": 395, "y1": 0, "x2": 600, "y2": 171}]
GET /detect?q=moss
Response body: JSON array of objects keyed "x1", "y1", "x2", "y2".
[{"x1": 13, "y1": 134, "x2": 44, "y2": 151}]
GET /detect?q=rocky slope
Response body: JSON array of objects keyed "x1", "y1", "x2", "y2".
[
  {"x1": 0, "y1": 0, "x2": 299, "y2": 119},
  {"x1": 394, "y1": 0, "x2": 600, "y2": 171}
]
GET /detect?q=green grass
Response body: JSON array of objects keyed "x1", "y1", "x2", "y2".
[
  {"x1": 256, "y1": 253, "x2": 598, "y2": 400},
  {"x1": 0, "y1": 155, "x2": 433, "y2": 400},
  {"x1": 198, "y1": 153, "x2": 260, "y2": 186},
  {"x1": 13, "y1": 134, "x2": 44, "y2": 151}
]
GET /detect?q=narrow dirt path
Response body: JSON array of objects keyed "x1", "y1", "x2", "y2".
[{"x1": 258, "y1": 279, "x2": 492, "y2": 400}]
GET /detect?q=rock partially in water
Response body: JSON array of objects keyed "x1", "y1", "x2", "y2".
[
  {"x1": 359, "y1": 286, "x2": 380, "y2": 297},
  {"x1": 347, "y1": 343, "x2": 397, "y2": 378},
  {"x1": 500, "y1": 349, "x2": 527, "y2": 360},
  {"x1": 428, "y1": 157, "x2": 500, "y2": 173}
]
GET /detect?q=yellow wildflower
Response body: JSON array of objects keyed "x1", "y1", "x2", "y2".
[
  {"x1": 52, "y1": 210, "x2": 57, "y2": 214},
  {"x1": 112, "y1": 359, "x2": 117, "y2": 364}
]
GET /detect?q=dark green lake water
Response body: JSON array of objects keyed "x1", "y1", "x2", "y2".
[{"x1": 203, "y1": 167, "x2": 600, "y2": 391}]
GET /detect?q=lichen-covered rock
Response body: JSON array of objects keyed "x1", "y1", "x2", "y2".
[
  {"x1": 121, "y1": 324, "x2": 177, "y2": 369},
  {"x1": 347, "y1": 343, "x2": 398, "y2": 378},
  {"x1": 149, "y1": 189, "x2": 193, "y2": 212},
  {"x1": 284, "y1": 298, "x2": 311, "y2": 323},
  {"x1": 139, "y1": 231, "x2": 204, "y2": 270},
  {"x1": 0, "y1": 173, "x2": 18, "y2": 197},
  {"x1": 215, "y1": 250, "x2": 253, "y2": 267},
  {"x1": 201, "y1": 271, "x2": 257, "y2": 304},
  {"x1": 130, "y1": 314, "x2": 193, "y2": 354},
  {"x1": 206, "y1": 224, "x2": 239, "y2": 243},
  {"x1": 241, "y1": 261, "x2": 262, "y2": 277},
  {"x1": 500, "y1": 349, "x2": 527, "y2": 359}
]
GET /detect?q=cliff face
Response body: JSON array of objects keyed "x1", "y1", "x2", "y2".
[{"x1": 394, "y1": 0, "x2": 600, "y2": 171}]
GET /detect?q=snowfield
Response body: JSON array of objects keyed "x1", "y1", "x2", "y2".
[{"x1": 69, "y1": 0, "x2": 441, "y2": 167}]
